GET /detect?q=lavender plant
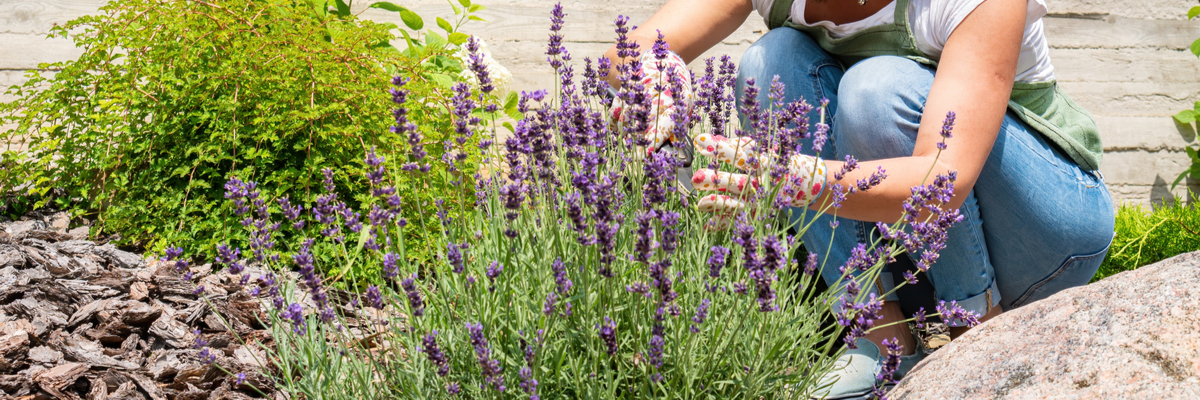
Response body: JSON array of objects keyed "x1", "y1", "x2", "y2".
[{"x1": 178, "y1": 4, "x2": 978, "y2": 399}]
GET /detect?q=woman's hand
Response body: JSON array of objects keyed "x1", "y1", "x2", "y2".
[
  {"x1": 603, "y1": 0, "x2": 753, "y2": 89},
  {"x1": 690, "y1": 133, "x2": 828, "y2": 229},
  {"x1": 609, "y1": 50, "x2": 693, "y2": 154}
]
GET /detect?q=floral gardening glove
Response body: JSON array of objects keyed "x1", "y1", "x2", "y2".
[
  {"x1": 609, "y1": 50, "x2": 693, "y2": 155},
  {"x1": 691, "y1": 134, "x2": 828, "y2": 229}
]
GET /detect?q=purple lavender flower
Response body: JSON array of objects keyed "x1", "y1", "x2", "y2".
[
  {"x1": 382, "y1": 252, "x2": 400, "y2": 279},
  {"x1": 625, "y1": 282, "x2": 652, "y2": 298},
  {"x1": 690, "y1": 299, "x2": 711, "y2": 333},
  {"x1": 215, "y1": 243, "x2": 244, "y2": 275},
  {"x1": 633, "y1": 210, "x2": 658, "y2": 264},
  {"x1": 391, "y1": 77, "x2": 428, "y2": 172},
  {"x1": 278, "y1": 196, "x2": 305, "y2": 229},
  {"x1": 235, "y1": 372, "x2": 247, "y2": 385},
  {"x1": 281, "y1": 303, "x2": 306, "y2": 335},
  {"x1": 804, "y1": 252, "x2": 819, "y2": 276},
  {"x1": 936, "y1": 300, "x2": 981, "y2": 327},
  {"x1": 873, "y1": 338, "x2": 905, "y2": 398},
  {"x1": 422, "y1": 331, "x2": 451, "y2": 376},
  {"x1": 707, "y1": 245, "x2": 730, "y2": 279},
  {"x1": 447, "y1": 243, "x2": 465, "y2": 274},
  {"x1": 292, "y1": 238, "x2": 333, "y2": 322},
  {"x1": 543, "y1": 292, "x2": 559, "y2": 316},
  {"x1": 833, "y1": 155, "x2": 859, "y2": 181},
  {"x1": 447, "y1": 383, "x2": 461, "y2": 395},
  {"x1": 593, "y1": 174, "x2": 623, "y2": 278},
  {"x1": 486, "y1": 261, "x2": 503, "y2": 292},
  {"x1": 365, "y1": 285, "x2": 383, "y2": 310},
  {"x1": 659, "y1": 211, "x2": 680, "y2": 255},
  {"x1": 402, "y1": 274, "x2": 425, "y2": 317},
  {"x1": 552, "y1": 258, "x2": 573, "y2": 295},
  {"x1": 198, "y1": 348, "x2": 217, "y2": 365},
  {"x1": 466, "y1": 36, "x2": 494, "y2": 94},
  {"x1": 519, "y1": 366, "x2": 539, "y2": 399},
  {"x1": 163, "y1": 246, "x2": 183, "y2": 261},
  {"x1": 546, "y1": 4, "x2": 567, "y2": 70},
  {"x1": 597, "y1": 317, "x2": 618, "y2": 356},
  {"x1": 913, "y1": 307, "x2": 927, "y2": 329},
  {"x1": 467, "y1": 322, "x2": 506, "y2": 392},
  {"x1": 938, "y1": 111, "x2": 956, "y2": 150}
]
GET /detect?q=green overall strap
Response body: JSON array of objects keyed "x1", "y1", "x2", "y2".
[
  {"x1": 767, "y1": 0, "x2": 932, "y2": 67},
  {"x1": 766, "y1": 0, "x2": 794, "y2": 30}
]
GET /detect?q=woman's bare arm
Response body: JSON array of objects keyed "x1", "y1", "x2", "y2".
[
  {"x1": 603, "y1": 0, "x2": 753, "y2": 88},
  {"x1": 810, "y1": 0, "x2": 1027, "y2": 223}
]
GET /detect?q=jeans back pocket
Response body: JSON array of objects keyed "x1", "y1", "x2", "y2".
[{"x1": 1011, "y1": 241, "x2": 1112, "y2": 308}]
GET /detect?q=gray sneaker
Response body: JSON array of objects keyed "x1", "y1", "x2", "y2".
[{"x1": 811, "y1": 338, "x2": 882, "y2": 399}]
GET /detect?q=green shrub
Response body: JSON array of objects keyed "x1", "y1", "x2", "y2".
[
  {"x1": 1094, "y1": 200, "x2": 1200, "y2": 281},
  {"x1": 0, "y1": 0, "x2": 487, "y2": 271}
]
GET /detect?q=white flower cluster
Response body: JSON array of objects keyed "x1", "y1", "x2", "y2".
[{"x1": 456, "y1": 39, "x2": 512, "y2": 97}]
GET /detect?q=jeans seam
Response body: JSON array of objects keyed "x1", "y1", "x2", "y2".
[
  {"x1": 1011, "y1": 241, "x2": 1112, "y2": 307},
  {"x1": 811, "y1": 61, "x2": 840, "y2": 157}
]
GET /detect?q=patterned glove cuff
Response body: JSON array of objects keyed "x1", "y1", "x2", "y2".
[
  {"x1": 639, "y1": 49, "x2": 688, "y2": 73},
  {"x1": 811, "y1": 157, "x2": 828, "y2": 203}
]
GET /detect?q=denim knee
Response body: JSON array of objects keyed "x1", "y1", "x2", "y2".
[
  {"x1": 738, "y1": 27, "x2": 834, "y2": 82},
  {"x1": 834, "y1": 56, "x2": 934, "y2": 161},
  {"x1": 739, "y1": 28, "x2": 843, "y2": 160}
]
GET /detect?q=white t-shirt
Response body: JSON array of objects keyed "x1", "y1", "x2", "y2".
[{"x1": 750, "y1": 0, "x2": 1055, "y2": 82}]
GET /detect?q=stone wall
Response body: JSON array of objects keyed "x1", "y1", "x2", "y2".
[{"x1": 3, "y1": 0, "x2": 1199, "y2": 207}]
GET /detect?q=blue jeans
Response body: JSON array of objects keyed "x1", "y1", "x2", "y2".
[{"x1": 738, "y1": 27, "x2": 1115, "y2": 322}]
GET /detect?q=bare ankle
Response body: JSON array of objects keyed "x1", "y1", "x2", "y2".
[{"x1": 863, "y1": 301, "x2": 917, "y2": 355}]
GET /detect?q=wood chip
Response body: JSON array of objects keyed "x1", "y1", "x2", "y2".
[{"x1": 34, "y1": 362, "x2": 87, "y2": 400}]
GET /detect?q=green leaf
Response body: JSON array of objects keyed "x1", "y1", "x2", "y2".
[
  {"x1": 503, "y1": 92, "x2": 519, "y2": 111},
  {"x1": 425, "y1": 31, "x2": 447, "y2": 48},
  {"x1": 468, "y1": 4, "x2": 485, "y2": 12},
  {"x1": 1171, "y1": 168, "x2": 1190, "y2": 190},
  {"x1": 1187, "y1": 146, "x2": 1200, "y2": 162},
  {"x1": 334, "y1": 0, "x2": 350, "y2": 17},
  {"x1": 506, "y1": 110, "x2": 524, "y2": 121},
  {"x1": 428, "y1": 73, "x2": 455, "y2": 88},
  {"x1": 437, "y1": 17, "x2": 454, "y2": 33},
  {"x1": 310, "y1": 0, "x2": 329, "y2": 17},
  {"x1": 1189, "y1": 6, "x2": 1200, "y2": 19},
  {"x1": 380, "y1": 22, "x2": 399, "y2": 31},
  {"x1": 1195, "y1": 101, "x2": 1200, "y2": 114},
  {"x1": 447, "y1": 32, "x2": 469, "y2": 46},
  {"x1": 467, "y1": 15, "x2": 486, "y2": 22},
  {"x1": 1175, "y1": 110, "x2": 1197, "y2": 124},
  {"x1": 400, "y1": 10, "x2": 424, "y2": 30},
  {"x1": 369, "y1": 3, "x2": 426, "y2": 30},
  {"x1": 367, "y1": 1, "x2": 405, "y2": 12},
  {"x1": 1191, "y1": 38, "x2": 1200, "y2": 58},
  {"x1": 399, "y1": 28, "x2": 420, "y2": 50},
  {"x1": 502, "y1": 121, "x2": 515, "y2": 133},
  {"x1": 458, "y1": 0, "x2": 471, "y2": 8}
]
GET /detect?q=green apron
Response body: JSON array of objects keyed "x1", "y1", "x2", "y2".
[{"x1": 767, "y1": 0, "x2": 1103, "y2": 170}]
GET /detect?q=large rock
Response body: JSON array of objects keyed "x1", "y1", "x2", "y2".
[{"x1": 892, "y1": 251, "x2": 1200, "y2": 399}]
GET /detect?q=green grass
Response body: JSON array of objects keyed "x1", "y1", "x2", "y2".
[{"x1": 1094, "y1": 199, "x2": 1200, "y2": 282}]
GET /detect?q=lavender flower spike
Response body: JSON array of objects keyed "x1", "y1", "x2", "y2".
[{"x1": 467, "y1": 322, "x2": 506, "y2": 392}]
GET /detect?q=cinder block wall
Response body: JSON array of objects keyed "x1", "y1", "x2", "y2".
[{"x1": 3, "y1": 0, "x2": 1199, "y2": 208}]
